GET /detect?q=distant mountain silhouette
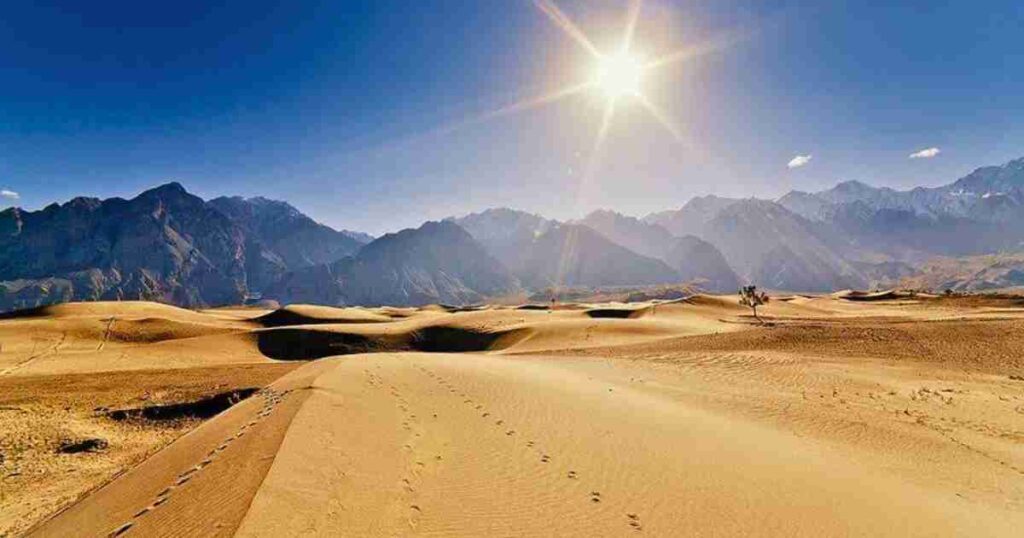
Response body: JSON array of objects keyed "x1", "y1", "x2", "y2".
[
  {"x1": 663, "y1": 235, "x2": 742, "y2": 292},
  {"x1": 778, "y1": 157, "x2": 1024, "y2": 260},
  {"x1": 4, "y1": 155, "x2": 1024, "y2": 311},
  {"x1": 579, "y1": 210, "x2": 739, "y2": 291},
  {"x1": 209, "y1": 196, "x2": 365, "y2": 278},
  {"x1": 780, "y1": 158, "x2": 1024, "y2": 223},
  {"x1": 579, "y1": 210, "x2": 677, "y2": 259},
  {"x1": 448, "y1": 208, "x2": 556, "y2": 268},
  {"x1": 0, "y1": 183, "x2": 370, "y2": 311},
  {"x1": 266, "y1": 221, "x2": 519, "y2": 306},
  {"x1": 645, "y1": 198, "x2": 866, "y2": 291},
  {"x1": 513, "y1": 223, "x2": 680, "y2": 289},
  {"x1": 645, "y1": 195, "x2": 740, "y2": 237}
]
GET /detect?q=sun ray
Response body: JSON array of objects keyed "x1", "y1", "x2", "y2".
[
  {"x1": 532, "y1": 0, "x2": 602, "y2": 58},
  {"x1": 595, "y1": 99, "x2": 618, "y2": 149},
  {"x1": 434, "y1": 82, "x2": 592, "y2": 136},
  {"x1": 554, "y1": 98, "x2": 617, "y2": 289},
  {"x1": 620, "y1": 0, "x2": 643, "y2": 54},
  {"x1": 476, "y1": 82, "x2": 593, "y2": 123},
  {"x1": 636, "y1": 94, "x2": 684, "y2": 142},
  {"x1": 643, "y1": 27, "x2": 750, "y2": 71}
]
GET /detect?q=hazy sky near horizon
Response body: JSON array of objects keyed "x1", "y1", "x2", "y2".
[{"x1": 1, "y1": 0, "x2": 1022, "y2": 234}]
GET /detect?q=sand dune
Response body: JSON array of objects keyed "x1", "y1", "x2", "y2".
[
  {"x1": 5, "y1": 295, "x2": 1024, "y2": 536},
  {"x1": 30, "y1": 352, "x2": 1023, "y2": 537}
]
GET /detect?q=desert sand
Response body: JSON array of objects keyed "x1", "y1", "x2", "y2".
[{"x1": 3, "y1": 295, "x2": 1023, "y2": 536}]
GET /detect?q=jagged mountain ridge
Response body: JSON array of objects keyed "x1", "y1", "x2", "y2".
[
  {"x1": 578, "y1": 210, "x2": 740, "y2": 291},
  {"x1": 0, "y1": 183, "x2": 371, "y2": 311},
  {"x1": 779, "y1": 157, "x2": 1024, "y2": 222},
  {"x1": 266, "y1": 221, "x2": 520, "y2": 306},
  {"x1": 4, "y1": 155, "x2": 1024, "y2": 311},
  {"x1": 208, "y1": 196, "x2": 365, "y2": 274},
  {"x1": 452, "y1": 210, "x2": 684, "y2": 289}
]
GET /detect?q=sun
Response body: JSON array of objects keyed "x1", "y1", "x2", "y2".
[
  {"x1": 458, "y1": 1, "x2": 723, "y2": 144},
  {"x1": 594, "y1": 53, "x2": 643, "y2": 100}
]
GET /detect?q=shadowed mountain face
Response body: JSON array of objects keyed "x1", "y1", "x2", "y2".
[
  {"x1": 777, "y1": 158, "x2": 1024, "y2": 261},
  {"x1": 0, "y1": 183, "x2": 258, "y2": 311},
  {"x1": 701, "y1": 200, "x2": 867, "y2": 291},
  {"x1": 513, "y1": 224, "x2": 680, "y2": 289},
  {"x1": 644, "y1": 198, "x2": 867, "y2": 292},
  {"x1": 645, "y1": 195, "x2": 740, "y2": 237},
  {"x1": 578, "y1": 210, "x2": 678, "y2": 260},
  {"x1": 780, "y1": 158, "x2": 1024, "y2": 222},
  {"x1": 454, "y1": 209, "x2": 683, "y2": 288},
  {"x1": 4, "y1": 156, "x2": 1024, "y2": 312},
  {"x1": 265, "y1": 221, "x2": 520, "y2": 307},
  {"x1": 0, "y1": 184, "x2": 370, "y2": 312},
  {"x1": 579, "y1": 210, "x2": 740, "y2": 292},
  {"x1": 208, "y1": 196, "x2": 365, "y2": 272},
  {"x1": 448, "y1": 208, "x2": 556, "y2": 269},
  {"x1": 664, "y1": 236, "x2": 742, "y2": 292}
]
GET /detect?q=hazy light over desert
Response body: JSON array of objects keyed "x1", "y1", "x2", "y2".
[{"x1": 2, "y1": 1, "x2": 1024, "y2": 537}]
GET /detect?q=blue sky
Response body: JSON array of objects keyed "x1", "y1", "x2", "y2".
[{"x1": 1, "y1": 0, "x2": 1021, "y2": 234}]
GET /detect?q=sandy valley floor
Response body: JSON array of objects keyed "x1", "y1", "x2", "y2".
[{"x1": 2, "y1": 296, "x2": 1023, "y2": 536}]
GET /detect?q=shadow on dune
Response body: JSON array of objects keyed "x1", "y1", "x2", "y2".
[
  {"x1": 107, "y1": 388, "x2": 259, "y2": 422},
  {"x1": 255, "y1": 324, "x2": 528, "y2": 361},
  {"x1": 256, "y1": 328, "x2": 407, "y2": 360},
  {"x1": 0, "y1": 304, "x2": 52, "y2": 320},
  {"x1": 583, "y1": 306, "x2": 652, "y2": 319},
  {"x1": 256, "y1": 308, "x2": 391, "y2": 328}
]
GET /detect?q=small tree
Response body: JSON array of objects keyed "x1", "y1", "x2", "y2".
[{"x1": 739, "y1": 285, "x2": 769, "y2": 322}]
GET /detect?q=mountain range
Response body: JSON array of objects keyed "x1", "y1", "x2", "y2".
[{"x1": 2, "y1": 156, "x2": 1023, "y2": 311}]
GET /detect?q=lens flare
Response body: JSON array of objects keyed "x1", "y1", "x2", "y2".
[{"x1": 594, "y1": 53, "x2": 643, "y2": 100}]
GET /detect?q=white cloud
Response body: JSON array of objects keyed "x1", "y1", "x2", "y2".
[
  {"x1": 787, "y1": 154, "x2": 812, "y2": 169},
  {"x1": 0, "y1": 189, "x2": 19, "y2": 200},
  {"x1": 909, "y1": 147, "x2": 940, "y2": 159}
]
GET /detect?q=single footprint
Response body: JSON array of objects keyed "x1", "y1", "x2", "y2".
[
  {"x1": 541, "y1": 455, "x2": 550, "y2": 463},
  {"x1": 109, "y1": 522, "x2": 133, "y2": 537},
  {"x1": 133, "y1": 506, "x2": 151, "y2": 518},
  {"x1": 590, "y1": 491, "x2": 602, "y2": 503},
  {"x1": 567, "y1": 470, "x2": 577, "y2": 479}
]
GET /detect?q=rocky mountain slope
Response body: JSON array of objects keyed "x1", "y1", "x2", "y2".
[
  {"x1": 663, "y1": 235, "x2": 742, "y2": 292},
  {"x1": 777, "y1": 157, "x2": 1024, "y2": 261},
  {"x1": 780, "y1": 158, "x2": 1024, "y2": 222},
  {"x1": 266, "y1": 221, "x2": 519, "y2": 306},
  {"x1": 0, "y1": 183, "x2": 260, "y2": 311},
  {"x1": 512, "y1": 223, "x2": 680, "y2": 289},
  {"x1": 4, "y1": 156, "x2": 1024, "y2": 311},
  {"x1": 208, "y1": 196, "x2": 365, "y2": 271},
  {"x1": 579, "y1": 210, "x2": 740, "y2": 291},
  {"x1": 0, "y1": 184, "x2": 369, "y2": 311},
  {"x1": 447, "y1": 208, "x2": 556, "y2": 269}
]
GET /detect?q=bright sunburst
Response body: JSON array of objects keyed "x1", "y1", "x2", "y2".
[
  {"x1": 446, "y1": 0, "x2": 745, "y2": 288},
  {"x1": 593, "y1": 52, "x2": 643, "y2": 100},
  {"x1": 454, "y1": 0, "x2": 745, "y2": 149},
  {"x1": 518, "y1": 0, "x2": 704, "y2": 149}
]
